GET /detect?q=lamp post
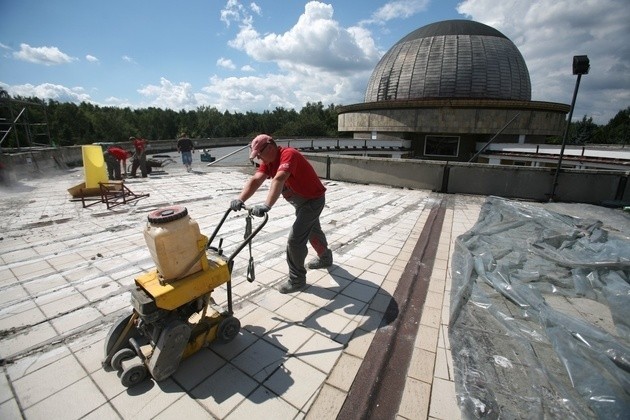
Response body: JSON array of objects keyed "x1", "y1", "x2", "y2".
[{"x1": 549, "y1": 55, "x2": 590, "y2": 201}]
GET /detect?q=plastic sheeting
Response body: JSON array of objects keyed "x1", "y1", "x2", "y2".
[{"x1": 449, "y1": 197, "x2": 630, "y2": 419}]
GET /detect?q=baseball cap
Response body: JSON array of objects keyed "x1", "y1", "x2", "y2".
[{"x1": 249, "y1": 134, "x2": 273, "y2": 159}]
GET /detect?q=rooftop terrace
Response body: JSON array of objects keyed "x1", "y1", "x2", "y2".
[{"x1": 0, "y1": 149, "x2": 628, "y2": 419}]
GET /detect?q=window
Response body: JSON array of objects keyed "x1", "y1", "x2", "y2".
[{"x1": 424, "y1": 135, "x2": 460, "y2": 157}]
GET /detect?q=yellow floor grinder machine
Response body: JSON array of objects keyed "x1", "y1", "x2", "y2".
[{"x1": 102, "y1": 204, "x2": 267, "y2": 387}]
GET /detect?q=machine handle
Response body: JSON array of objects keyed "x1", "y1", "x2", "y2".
[{"x1": 206, "y1": 206, "x2": 268, "y2": 263}]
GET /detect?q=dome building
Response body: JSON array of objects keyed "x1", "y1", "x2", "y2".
[{"x1": 337, "y1": 20, "x2": 570, "y2": 161}]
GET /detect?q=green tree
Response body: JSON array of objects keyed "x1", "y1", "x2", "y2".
[
  {"x1": 571, "y1": 116, "x2": 599, "y2": 144},
  {"x1": 600, "y1": 107, "x2": 630, "y2": 146}
]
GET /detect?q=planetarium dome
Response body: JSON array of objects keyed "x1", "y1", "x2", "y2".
[
  {"x1": 364, "y1": 19, "x2": 532, "y2": 102},
  {"x1": 337, "y1": 19, "x2": 569, "y2": 162}
]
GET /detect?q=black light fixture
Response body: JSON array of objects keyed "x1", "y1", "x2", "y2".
[
  {"x1": 573, "y1": 55, "x2": 590, "y2": 75},
  {"x1": 549, "y1": 55, "x2": 589, "y2": 201}
]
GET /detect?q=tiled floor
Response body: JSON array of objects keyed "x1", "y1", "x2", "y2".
[{"x1": 0, "y1": 163, "x2": 484, "y2": 419}]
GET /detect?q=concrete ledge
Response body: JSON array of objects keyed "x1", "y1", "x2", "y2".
[
  {"x1": 305, "y1": 153, "x2": 629, "y2": 205},
  {"x1": 2, "y1": 147, "x2": 627, "y2": 205}
]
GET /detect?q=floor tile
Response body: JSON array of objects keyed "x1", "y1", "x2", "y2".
[
  {"x1": 13, "y1": 354, "x2": 87, "y2": 409},
  {"x1": 232, "y1": 338, "x2": 287, "y2": 381},
  {"x1": 0, "y1": 398, "x2": 23, "y2": 420},
  {"x1": 265, "y1": 357, "x2": 326, "y2": 410},
  {"x1": 398, "y1": 377, "x2": 431, "y2": 420},
  {"x1": 429, "y1": 378, "x2": 461, "y2": 420},
  {"x1": 326, "y1": 353, "x2": 362, "y2": 391},
  {"x1": 191, "y1": 364, "x2": 258, "y2": 418},
  {"x1": 172, "y1": 347, "x2": 226, "y2": 390},
  {"x1": 226, "y1": 385, "x2": 299, "y2": 419},
  {"x1": 295, "y1": 332, "x2": 344, "y2": 372},
  {"x1": 23, "y1": 376, "x2": 107, "y2": 420},
  {"x1": 110, "y1": 378, "x2": 184, "y2": 420},
  {"x1": 0, "y1": 322, "x2": 58, "y2": 359},
  {"x1": 153, "y1": 396, "x2": 211, "y2": 420},
  {"x1": 303, "y1": 384, "x2": 346, "y2": 420}
]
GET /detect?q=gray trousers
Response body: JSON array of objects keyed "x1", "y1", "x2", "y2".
[{"x1": 285, "y1": 194, "x2": 328, "y2": 285}]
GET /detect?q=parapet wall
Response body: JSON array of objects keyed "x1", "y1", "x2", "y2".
[
  {"x1": 2, "y1": 146, "x2": 628, "y2": 205},
  {"x1": 304, "y1": 153, "x2": 629, "y2": 205}
]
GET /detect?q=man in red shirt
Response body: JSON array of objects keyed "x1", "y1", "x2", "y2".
[
  {"x1": 104, "y1": 146, "x2": 132, "y2": 180},
  {"x1": 231, "y1": 134, "x2": 333, "y2": 293},
  {"x1": 130, "y1": 136, "x2": 148, "y2": 177}
]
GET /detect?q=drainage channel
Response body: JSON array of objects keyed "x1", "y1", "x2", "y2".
[{"x1": 337, "y1": 199, "x2": 446, "y2": 420}]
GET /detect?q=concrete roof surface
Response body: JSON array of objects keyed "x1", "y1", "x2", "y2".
[{"x1": 0, "y1": 158, "x2": 628, "y2": 419}]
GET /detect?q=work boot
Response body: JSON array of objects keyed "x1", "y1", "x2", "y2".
[
  {"x1": 307, "y1": 249, "x2": 333, "y2": 269},
  {"x1": 278, "y1": 280, "x2": 306, "y2": 294}
]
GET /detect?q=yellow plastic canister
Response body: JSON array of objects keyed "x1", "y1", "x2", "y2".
[{"x1": 143, "y1": 206, "x2": 203, "y2": 281}]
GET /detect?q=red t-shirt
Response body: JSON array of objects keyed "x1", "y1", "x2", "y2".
[
  {"x1": 258, "y1": 146, "x2": 325, "y2": 199},
  {"x1": 133, "y1": 138, "x2": 147, "y2": 153},
  {"x1": 107, "y1": 147, "x2": 130, "y2": 161}
]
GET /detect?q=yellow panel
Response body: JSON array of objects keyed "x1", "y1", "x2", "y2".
[
  {"x1": 82, "y1": 145, "x2": 108, "y2": 188},
  {"x1": 136, "y1": 256, "x2": 230, "y2": 310}
]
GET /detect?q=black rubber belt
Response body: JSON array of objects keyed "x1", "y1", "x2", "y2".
[{"x1": 337, "y1": 199, "x2": 446, "y2": 420}]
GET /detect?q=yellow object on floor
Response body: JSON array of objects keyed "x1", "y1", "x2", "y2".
[{"x1": 82, "y1": 145, "x2": 108, "y2": 188}]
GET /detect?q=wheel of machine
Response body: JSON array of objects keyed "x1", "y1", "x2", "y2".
[
  {"x1": 111, "y1": 348, "x2": 136, "y2": 371},
  {"x1": 217, "y1": 316, "x2": 241, "y2": 343},
  {"x1": 104, "y1": 311, "x2": 138, "y2": 358},
  {"x1": 120, "y1": 358, "x2": 148, "y2": 388}
]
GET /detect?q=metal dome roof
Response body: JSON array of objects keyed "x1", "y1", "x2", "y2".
[{"x1": 364, "y1": 20, "x2": 532, "y2": 102}]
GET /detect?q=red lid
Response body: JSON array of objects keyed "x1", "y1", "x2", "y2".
[{"x1": 147, "y1": 206, "x2": 188, "y2": 223}]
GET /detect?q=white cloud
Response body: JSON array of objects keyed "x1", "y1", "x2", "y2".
[
  {"x1": 217, "y1": 57, "x2": 237, "y2": 69},
  {"x1": 220, "y1": 0, "x2": 250, "y2": 27},
  {"x1": 13, "y1": 43, "x2": 77, "y2": 66},
  {"x1": 229, "y1": 1, "x2": 381, "y2": 73},
  {"x1": 122, "y1": 55, "x2": 136, "y2": 63},
  {"x1": 457, "y1": 0, "x2": 630, "y2": 124},
  {"x1": 366, "y1": 0, "x2": 430, "y2": 23},
  {"x1": 195, "y1": 1, "x2": 381, "y2": 113},
  {"x1": 241, "y1": 64, "x2": 255, "y2": 72},
  {"x1": 3, "y1": 82, "x2": 91, "y2": 102},
  {"x1": 86, "y1": 54, "x2": 99, "y2": 63},
  {"x1": 250, "y1": 2, "x2": 261, "y2": 16},
  {"x1": 200, "y1": 67, "x2": 368, "y2": 113},
  {"x1": 137, "y1": 77, "x2": 202, "y2": 110}
]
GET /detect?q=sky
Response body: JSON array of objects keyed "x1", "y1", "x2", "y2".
[{"x1": 0, "y1": 0, "x2": 628, "y2": 125}]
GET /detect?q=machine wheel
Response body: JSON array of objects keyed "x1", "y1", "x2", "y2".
[
  {"x1": 217, "y1": 316, "x2": 240, "y2": 343},
  {"x1": 111, "y1": 348, "x2": 136, "y2": 371},
  {"x1": 104, "y1": 311, "x2": 138, "y2": 358},
  {"x1": 120, "y1": 358, "x2": 148, "y2": 388}
]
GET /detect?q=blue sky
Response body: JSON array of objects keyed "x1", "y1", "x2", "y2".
[{"x1": 1, "y1": 0, "x2": 628, "y2": 125}]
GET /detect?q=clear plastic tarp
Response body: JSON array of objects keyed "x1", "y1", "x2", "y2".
[{"x1": 450, "y1": 197, "x2": 630, "y2": 419}]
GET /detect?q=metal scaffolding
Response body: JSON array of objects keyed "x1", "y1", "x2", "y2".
[{"x1": 0, "y1": 91, "x2": 53, "y2": 151}]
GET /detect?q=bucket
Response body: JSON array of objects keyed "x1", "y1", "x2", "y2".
[{"x1": 144, "y1": 206, "x2": 203, "y2": 281}]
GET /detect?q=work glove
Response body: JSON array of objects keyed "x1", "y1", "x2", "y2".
[
  {"x1": 230, "y1": 199, "x2": 244, "y2": 211},
  {"x1": 251, "y1": 204, "x2": 270, "y2": 217}
]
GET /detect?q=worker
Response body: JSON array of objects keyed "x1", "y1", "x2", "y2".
[
  {"x1": 104, "y1": 146, "x2": 131, "y2": 180},
  {"x1": 177, "y1": 133, "x2": 195, "y2": 172},
  {"x1": 130, "y1": 136, "x2": 148, "y2": 178},
  {"x1": 230, "y1": 134, "x2": 333, "y2": 293}
]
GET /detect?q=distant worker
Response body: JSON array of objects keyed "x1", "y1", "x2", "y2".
[
  {"x1": 177, "y1": 133, "x2": 195, "y2": 172},
  {"x1": 130, "y1": 136, "x2": 148, "y2": 178},
  {"x1": 230, "y1": 134, "x2": 333, "y2": 293},
  {"x1": 104, "y1": 146, "x2": 131, "y2": 180}
]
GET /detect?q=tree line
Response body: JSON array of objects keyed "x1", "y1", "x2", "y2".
[
  {"x1": 1, "y1": 90, "x2": 628, "y2": 148},
  {"x1": 1, "y1": 94, "x2": 344, "y2": 148},
  {"x1": 546, "y1": 109, "x2": 630, "y2": 146}
]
